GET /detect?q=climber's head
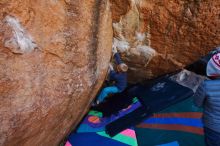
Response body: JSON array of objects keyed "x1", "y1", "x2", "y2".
[
  {"x1": 117, "y1": 63, "x2": 128, "y2": 72},
  {"x1": 207, "y1": 52, "x2": 220, "y2": 78}
]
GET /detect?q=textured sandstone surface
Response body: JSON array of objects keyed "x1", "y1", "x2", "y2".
[
  {"x1": 111, "y1": 0, "x2": 220, "y2": 82},
  {"x1": 0, "y1": 0, "x2": 220, "y2": 146},
  {"x1": 0, "y1": 0, "x2": 112, "y2": 146}
]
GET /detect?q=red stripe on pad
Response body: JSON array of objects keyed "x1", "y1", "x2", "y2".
[
  {"x1": 137, "y1": 123, "x2": 204, "y2": 135},
  {"x1": 153, "y1": 112, "x2": 202, "y2": 119}
]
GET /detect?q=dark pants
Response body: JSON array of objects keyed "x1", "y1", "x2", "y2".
[{"x1": 204, "y1": 127, "x2": 220, "y2": 146}]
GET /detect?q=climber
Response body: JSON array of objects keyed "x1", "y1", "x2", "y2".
[
  {"x1": 96, "y1": 47, "x2": 128, "y2": 104},
  {"x1": 193, "y1": 52, "x2": 220, "y2": 146}
]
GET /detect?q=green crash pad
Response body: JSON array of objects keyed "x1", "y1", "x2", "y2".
[{"x1": 135, "y1": 97, "x2": 205, "y2": 146}]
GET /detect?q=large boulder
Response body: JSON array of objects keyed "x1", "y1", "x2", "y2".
[
  {"x1": 111, "y1": 0, "x2": 220, "y2": 82},
  {"x1": 0, "y1": 0, "x2": 220, "y2": 145},
  {"x1": 0, "y1": 0, "x2": 112, "y2": 145}
]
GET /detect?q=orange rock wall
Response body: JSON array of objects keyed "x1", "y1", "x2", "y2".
[
  {"x1": 0, "y1": 0, "x2": 220, "y2": 145},
  {"x1": 0, "y1": 0, "x2": 112, "y2": 145},
  {"x1": 111, "y1": 0, "x2": 220, "y2": 82}
]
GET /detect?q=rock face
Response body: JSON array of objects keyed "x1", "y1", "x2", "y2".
[
  {"x1": 0, "y1": 0, "x2": 112, "y2": 146},
  {"x1": 111, "y1": 0, "x2": 220, "y2": 82},
  {"x1": 0, "y1": 0, "x2": 220, "y2": 146}
]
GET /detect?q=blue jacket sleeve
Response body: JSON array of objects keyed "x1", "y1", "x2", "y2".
[
  {"x1": 109, "y1": 70, "x2": 117, "y2": 80},
  {"x1": 193, "y1": 82, "x2": 206, "y2": 107},
  {"x1": 114, "y1": 53, "x2": 123, "y2": 65}
]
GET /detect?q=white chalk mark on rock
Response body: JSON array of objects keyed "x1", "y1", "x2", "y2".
[
  {"x1": 135, "y1": 31, "x2": 145, "y2": 42},
  {"x1": 4, "y1": 16, "x2": 37, "y2": 54},
  {"x1": 113, "y1": 38, "x2": 130, "y2": 53},
  {"x1": 136, "y1": 45, "x2": 156, "y2": 59}
]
